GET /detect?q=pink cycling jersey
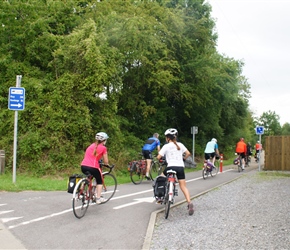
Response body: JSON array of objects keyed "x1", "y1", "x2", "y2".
[{"x1": 81, "y1": 143, "x2": 107, "y2": 168}]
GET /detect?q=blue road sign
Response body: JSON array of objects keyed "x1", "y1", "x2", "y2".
[
  {"x1": 8, "y1": 87, "x2": 25, "y2": 111},
  {"x1": 255, "y1": 126, "x2": 264, "y2": 135}
]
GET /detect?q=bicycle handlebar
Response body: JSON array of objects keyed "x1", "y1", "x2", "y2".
[{"x1": 100, "y1": 163, "x2": 115, "y2": 173}]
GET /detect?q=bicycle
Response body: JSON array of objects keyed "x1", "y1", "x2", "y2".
[
  {"x1": 163, "y1": 169, "x2": 178, "y2": 219},
  {"x1": 128, "y1": 154, "x2": 167, "y2": 185},
  {"x1": 236, "y1": 154, "x2": 243, "y2": 172},
  {"x1": 202, "y1": 159, "x2": 219, "y2": 179},
  {"x1": 245, "y1": 154, "x2": 251, "y2": 167},
  {"x1": 255, "y1": 151, "x2": 260, "y2": 163},
  {"x1": 72, "y1": 164, "x2": 117, "y2": 219}
]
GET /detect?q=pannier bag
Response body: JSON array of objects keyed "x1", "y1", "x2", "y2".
[
  {"x1": 152, "y1": 175, "x2": 167, "y2": 199},
  {"x1": 233, "y1": 156, "x2": 239, "y2": 165},
  {"x1": 67, "y1": 174, "x2": 83, "y2": 194}
]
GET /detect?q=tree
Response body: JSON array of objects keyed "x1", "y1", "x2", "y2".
[
  {"x1": 255, "y1": 111, "x2": 282, "y2": 136},
  {"x1": 281, "y1": 123, "x2": 290, "y2": 135}
]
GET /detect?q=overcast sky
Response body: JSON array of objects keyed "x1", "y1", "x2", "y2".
[{"x1": 206, "y1": 0, "x2": 290, "y2": 125}]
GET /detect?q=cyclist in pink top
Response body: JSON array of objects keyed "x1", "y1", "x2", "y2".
[{"x1": 81, "y1": 132, "x2": 109, "y2": 204}]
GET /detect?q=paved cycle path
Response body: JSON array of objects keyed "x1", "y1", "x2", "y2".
[{"x1": 0, "y1": 159, "x2": 261, "y2": 249}]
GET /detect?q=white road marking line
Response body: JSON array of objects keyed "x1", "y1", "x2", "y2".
[
  {"x1": 7, "y1": 169, "x2": 234, "y2": 229},
  {"x1": 113, "y1": 197, "x2": 155, "y2": 209},
  {"x1": 8, "y1": 208, "x2": 72, "y2": 229},
  {"x1": 1, "y1": 217, "x2": 23, "y2": 223},
  {"x1": 0, "y1": 210, "x2": 13, "y2": 215}
]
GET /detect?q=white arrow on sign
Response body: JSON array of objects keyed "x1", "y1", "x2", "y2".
[
  {"x1": 113, "y1": 197, "x2": 155, "y2": 210},
  {"x1": 10, "y1": 103, "x2": 22, "y2": 108}
]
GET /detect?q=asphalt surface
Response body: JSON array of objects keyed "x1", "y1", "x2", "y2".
[{"x1": 0, "y1": 159, "x2": 262, "y2": 249}]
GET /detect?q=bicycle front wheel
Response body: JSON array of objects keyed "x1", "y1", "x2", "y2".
[
  {"x1": 101, "y1": 173, "x2": 117, "y2": 203},
  {"x1": 72, "y1": 179, "x2": 90, "y2": 219},
  {"x1": 149, "y1": 161, "x2": 159, "y2": 180},
  {"x1": 130, "y1": 163, "x2": 144, "y2": 185}
]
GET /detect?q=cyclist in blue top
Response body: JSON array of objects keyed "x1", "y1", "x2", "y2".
[
  {"x1": 204, "y1": 138, "x2": 219, "y2": 167},
  {"x1": 142, "y1": 133, "x2": 161, "y2": 180}
]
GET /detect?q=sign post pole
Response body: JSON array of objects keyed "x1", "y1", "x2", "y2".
[
  {"x1": 9, "y1": 75, "x2": 24, "y2": 183},
  {"x1": 255, "y1": 126, "x2": 264, "y2": 172},
  {"x1": 191, "y1": 126, "x2": 198, "y2": 164}
]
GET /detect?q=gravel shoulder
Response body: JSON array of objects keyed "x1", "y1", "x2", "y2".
[{"x1": 149, "y1": 169, "x2": 290, "y2": 250}]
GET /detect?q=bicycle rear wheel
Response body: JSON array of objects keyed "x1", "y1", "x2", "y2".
[
  {"x1": 211, "y1": 161, "x2": 219, "y2": 177},
  {"x1": 101, "y1": 173, "x2": 117, "y2": 203},
  {"x1": 202, "y1": 167, "x2": 209, "y2": 179},
  {"x1": 72, "y1": 179, "x2": 90, "y2": 219},
  {"x1": 164, "y1": 184, "x2": 171, "y2": 219},
  {"x1": 238, "y1": 156, "x2": 243, "y2": 172},
  {"x1": 130, "y1": 162, "x2": 144, "y2": 184}
]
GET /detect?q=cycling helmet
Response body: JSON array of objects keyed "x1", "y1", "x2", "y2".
[
  {"x1": 257, "y1": 140, "x2": 260, "y2": 143},
  {"x1": 164, "y1": 128, "x2": 178, "y2": 136},
  {"x1": 211, "y1": 138, "x2": 217, "y2": 143},
  {"x1": 95, "y1": 132, "x2": 109, "y2": 141}
]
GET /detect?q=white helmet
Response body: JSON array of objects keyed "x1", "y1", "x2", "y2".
[
  {"x1": 212, "y1": 138, "x2": 217, "y2": 143},
  {"x1": 164, "y1": 128, "x2": 178, "y2": 136},
  {"x1": 95, "y1": 132, "x2": 109, "y2": 141}
]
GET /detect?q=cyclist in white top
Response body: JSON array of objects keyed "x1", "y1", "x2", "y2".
[
  {"x1": 157, "y1": 128, "x2": 194, "y2": 216},
  {"x1": 204, "y1": 138, "x2": 219, "y2": 166}
]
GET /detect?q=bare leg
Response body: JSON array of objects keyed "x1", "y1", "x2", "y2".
[
  {"x1": 179, "y1": 179, "x2": 194, "y2": 215},
  {"x1": 178, "y1": 179, "x2": 191, "y2": 203},
  {"x1": 96, "y1": 184, "x2": 102, "y2": 198},
  {"x1": 146, "y1": 159, "x2": 152, "y2": 176}
]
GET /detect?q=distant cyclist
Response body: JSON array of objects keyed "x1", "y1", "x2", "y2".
[
  {"x1": 235, "y1": 138, "x2": 247, "y2": 170},
  {"x1": 156, "y1": 128, "x2": 194, "y2": 215},
  {"x1": 255, "y1": 140, "x2": 262, "y2": 162},
  {"x1": 204, "y1": 138, "x2": 220, "y2": 167},
  {"x1": 142, "y1": 133, "x2": 161, "y2": 180},
  {"x1": 80, "y1": 132, "x2": 110, "y2": 204}
]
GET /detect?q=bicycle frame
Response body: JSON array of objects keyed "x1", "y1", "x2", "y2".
[
  {"x1": 164, "y1": 169, "x2": 177, "y2": 219},
  {"x1": 167, "y1": 171, "x2": 176, "y2": 202}
]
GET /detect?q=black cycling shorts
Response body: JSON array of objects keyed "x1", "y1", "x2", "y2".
[
  {"x1": 163, "y1": 166, "x2": 185, "y2": 180},
  {"x1": 81, "y1": 166, "x2": 102, "y2": 184},
  {"x1": 142, "y1": 150, "x2": 152, "y2": 160}
]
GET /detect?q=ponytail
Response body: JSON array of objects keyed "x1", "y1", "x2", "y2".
[
  {"x1": 93, "y1": 141, "x2": 102, "y2": 156},
  {"x1": 173, "y1": 139, "x2": 180, "y2": 150},
  {"x1": 166, "y1": 135, "x2": 180, "y2": 150}
]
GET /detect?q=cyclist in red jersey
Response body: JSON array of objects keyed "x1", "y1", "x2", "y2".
[
  {"x1": 235, "y1": 138, "x2": 247, "y2": 170},
  {"x1": 81, "y1": 132, "x2": 109, "y2": 204}
]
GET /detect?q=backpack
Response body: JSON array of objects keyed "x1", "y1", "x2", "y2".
[
  {"x1": 67, "y1": 174, "x2": 83, "y2": 194},
  {"x1": 153, "y1": 175, "x2": 167, "y2": 198}
]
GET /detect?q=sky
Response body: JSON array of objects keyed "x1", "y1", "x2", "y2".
[{"x1": 206, "y1": 0, "x2": 290, "y2": 125}]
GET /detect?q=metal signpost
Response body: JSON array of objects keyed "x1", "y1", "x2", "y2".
[
  {"x1": 8, "y1": 75, "x2": 25, "y2": 183},
  {"x1": 255, "y1": 126, "x2": 264, "y2": 171},
  {"x1": 191, "y1": 126, "x2": 198, "y2": 163}
]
